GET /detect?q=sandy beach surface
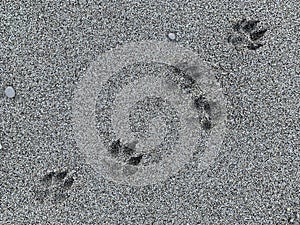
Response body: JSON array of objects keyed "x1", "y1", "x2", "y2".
[{"x1": 0, "y1": 1, "x2": 299, "y2": 224}]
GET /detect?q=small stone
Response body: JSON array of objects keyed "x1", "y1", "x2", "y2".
[
  {"x1": 168, "y1": 32, "x2": 176, "y2": 40},
  {"x1": 0, "y1": 143, "x2": 2, "y2": 150},
  {"x1": 5, "y1": 86, "x2": 16, "y2": 98}
]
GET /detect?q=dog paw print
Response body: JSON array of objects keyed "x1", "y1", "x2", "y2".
[
  {"x1": 34, "y1": 169, "x2": 75, "y2": 204},
  {"x1": 107, "y1": 139, "x2": 145, "y2": 177},
  {"x1": 108, "y1": 139, "x2": 144, "y2": 167},
  {"x1": 228, "y1": 18, "x2": 268, "y2": 50}
]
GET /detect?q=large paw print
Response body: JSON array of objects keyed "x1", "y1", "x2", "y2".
[
  {"x1": 228, "y1": 18, "x2": 268, "y2": 50},
  {"x1": 34, "y1": 169, "x2": 75, "y2": 204}
]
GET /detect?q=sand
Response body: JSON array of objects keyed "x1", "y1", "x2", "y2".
[{"x1": 0, "y1": 0, "x2": 299, "y2": 224}]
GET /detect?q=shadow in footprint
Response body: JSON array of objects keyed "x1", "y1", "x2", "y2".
[
  {"x1": 250, "y1": 29, "x2": 267, "y2": 41},
  {"x1": 41, "y1": 172, "x2": 55, "y2": 186},
  {"x1": 109, "y1": 139, "x2": 122, "y2": 156},
  {"x1": 194, "y1": 96, "x2": 211, "y2": 114},
  {"x1": 202, "y1": 117, "x2": 212, "y2": 130},
  {"x1": 247, "y1": 43, "x2": 264, "y2": 50},
  {"x1": 242, "y1": 20, "x2": 260, "y2": 33},
  {"x1": 56, "y1": 170, "x2": 68, "y2": 180},
  {"x1": 62, "y1": 177, "x2": 74, "y2": 190},
  {"x1": 127, "y1": 155, "x2": 143, "y2": 166}
]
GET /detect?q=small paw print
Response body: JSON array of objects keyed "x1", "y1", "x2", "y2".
[
  {"x1": 34, "y1": 169, "x2": 75, "y2": 204},
  {"x1": 228, "y1": 18, "x2": 268, "y2": 51}
]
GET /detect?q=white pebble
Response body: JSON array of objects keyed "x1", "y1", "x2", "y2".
[
  {"x1": 5, "y1": 86, "x2": 16, "y2": 98},
  {"x1": 168, "y1": 32, "x2": 176, "y2": 40},
  {"x1": 0, "y1": 143, "x2": 2, "y2": 150}
]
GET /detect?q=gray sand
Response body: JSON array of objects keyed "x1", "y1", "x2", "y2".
[{"x1": 0, "y1": 1, "x2": 299, "y2": 224}]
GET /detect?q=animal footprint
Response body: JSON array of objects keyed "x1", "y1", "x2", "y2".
[
  {"x1": 34, "y1": 169, "x2": 75, "y2": 204},
  {"x1": 229, "y1": 18, "x2": 268, "y2": 50}
]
